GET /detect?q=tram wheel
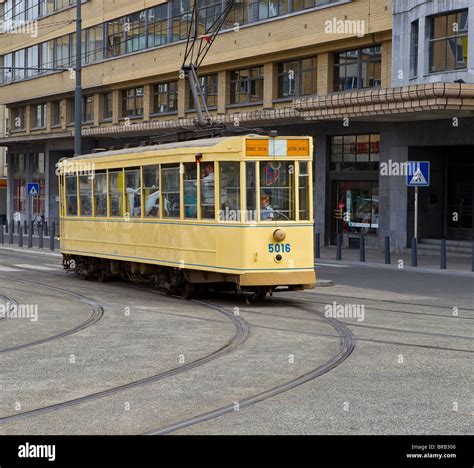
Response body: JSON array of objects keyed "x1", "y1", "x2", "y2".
[{"x1": 181, "y1": 282, "x2": 195, "y2": 300}]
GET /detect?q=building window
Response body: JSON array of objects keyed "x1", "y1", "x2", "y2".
[
  {"x1": 122, "y1": 87, "x2": 144, "y2": 118},
  {"x1": 230, "y1": 66, "x2": 264, "y2": 104},
  {"x1": 258, "y1": 0, "x2": 288, "y2": 20},
  {"x1": 85, "y1": 25, "x2": 105, "y2": 64},
  {"x1": 102, "y1": 92, "x2": 113, "y2": 120},
  {"x1": 51, "y1": 101, "x2": 61, "y2": 127},
  {"x1": 172, "y1": 0, "x2": 192, "y2": 42},
  {"x1": 153, "y1": 81, "x2": 178, "y2": 114},
  {"x1": 410, "y1": 20, "x2": 419, "y2": 78},
  {"x1": 10, "y1": 107, "x2": 26, "y2": 131},
  {"x1": 107, "y1": 18, "x2": 126, "y2": 57},
  {"x1": 32, "y1": 103, "x2": 47, "y2": 128},
  {"x1": 122, "y1": 87, "x2": 143, "y2": 117},
  {"x1": 334, "y1": 181, "x2": 379, "y2": 235},
  {"x1": 32, "y1": 179, "x2": 46, "y2": 216},
  {"x1": 189, "y1": 74, "x2": 218, "y2": 109},
  {"x1": 13, "y1": 178, "x2": 26, "y2": 213},
  {"x1": 32, "y1": 153, "x2": 45, "y2": 175},
  {"x1": 125, "y1": 12, "x2": 147, "y2": 53},
  {"x1": 333, "y1": 46, "x2": 382, "y2": 91},
  {"x1": 54, "y1": 35, "x2": 71, "y2": 69},
  {"x1": 1, "y1": 53, "x2": 14, "y2": 84},
  {"x1": 148, "y1": 4, "x2": 169, "y2": 47},
  {"x1": 197, "y1": 0, "x2": 223, "y2": 35},
  {"x1": 82, "y1": 95, "x2": 94, "y2": 123},
  {"x1": 27, "y1": 45, "x2": 39, "y2": 78},
  {"x1": 40, "y1": 41, "x2": 54, "y2": 74},
  {"x1": 429, "y1": 10, "x2": 469, "y2": 73},
  {"x1": 67, "y1": 98, "x2": 75, "y2": 124},
  {"x1": 227, "y1": 0, "x2": 252, "y2": 27},
  {"x1": 278, "y1": 57, "x2": 317, "y2": 98},
  {"x1": 14, "y1": 50, "x2": 25, "y2": 80},
  {"x1": 330, "y1": 134, "x2": 380, "y2": 171}
]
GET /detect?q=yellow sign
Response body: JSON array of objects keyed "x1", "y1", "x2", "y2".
[
  {"x1": 288, "y1": 139, "x2": 310, "y2": 156},
  {"x1": 246, "y1": 139, "x2": 269, "y2": 156}
]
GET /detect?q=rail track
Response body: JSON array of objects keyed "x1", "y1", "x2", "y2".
[
  {"x1": 143, "y1": 300, "x2": 355, "y2": 435},
  {"x1": 0, "y1": 276, "x2": 104, "y2": 354}
]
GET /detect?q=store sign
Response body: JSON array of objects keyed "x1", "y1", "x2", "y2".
[{"x1": 246, "y1": 139, "x2": 310, "y2": 157}]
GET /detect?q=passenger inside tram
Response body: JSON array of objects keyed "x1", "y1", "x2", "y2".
[{"x1": 260, "y1": 194, "x2": 275, "y2": 221}]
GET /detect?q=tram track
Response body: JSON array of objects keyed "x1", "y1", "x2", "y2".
[
  {"x1": 0, "y1": 275, "x2": 104, "y2": 354},
  {"x1": 0, "y1": 293, "x2": 19, "y2": 322},
  {"x1": 143, "y1": 300, "x2": 355, "y2": 435},
  {"x1": 0, "y1": 297, "x2": 250, "y2": 425}
]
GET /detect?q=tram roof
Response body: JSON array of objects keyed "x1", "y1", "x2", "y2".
[{"x1": 71, "y1": 136, "x2": 244, "y2": 161}]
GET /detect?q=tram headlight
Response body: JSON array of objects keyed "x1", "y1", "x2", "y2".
[{"x1": 273, "y1": 229, "x2": 286, "y2": 242}]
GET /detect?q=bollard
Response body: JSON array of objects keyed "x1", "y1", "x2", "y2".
[
  {"x1": 24, "y1": 220, "x2": 28, "y2": 236},
  {"x1": 44, "y1": 221, "x2": 48, "y2": 237},
  {"x1": 440, "y1": 239, "x2": 446, "y2": 270},
  {"x1": 384, "y1": 236, "x2": 391, "y2": 264},
  {"x1": 18, "y1": 226, "x2": 23, "y2": 248},
  {"x1": 315, "y1": 233, "x2": 320, "y2": 259},
  {"x1": 49, "y1": 222, "x2": 55, "y2": 251},
  {"x1": 9, "y1": 220, "x2": 14, "y2": 245},
  {"x1": 38, "y1": 225, "x2": 44, "y2": 249},
  {"x1": 28, "y1": 222, "x2": 33, "y2": 249},
  {"x1": 411, "y1": 238, "x2": 418, "y2": 267},
  {"x1": 0, "y1": 224, "x2": 3, "y2": 245},
  {"x1": 4, "y1": 220, "x2": 7, "y2": 234},
  {"x1": 359, "y1": 233, "x2": 365, "y2": 262},
  {"x1": 336, "y1": 233, "x2": 342, "y2": 261},
  {"x1": 17, "y1": 220, "x2": 20, "y2": 236}
]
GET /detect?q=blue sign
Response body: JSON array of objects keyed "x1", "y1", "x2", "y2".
[
  {"x1": 27, "y1": 183, "x2": 40, "y2": 196},
  {"x1": 406, "y1": 161, "x2": 430, "y2": 187}
]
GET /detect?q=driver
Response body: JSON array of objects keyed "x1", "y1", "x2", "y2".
[{"x1": 260, "y1": 195, "x2": 274, "y2": 221}]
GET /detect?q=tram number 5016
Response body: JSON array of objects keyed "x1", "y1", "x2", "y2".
[{"x1": 268, "y1": 243, "x2": 291, "y2": 253}]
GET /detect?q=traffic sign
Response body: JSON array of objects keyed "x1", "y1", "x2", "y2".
[
  {"x1": 407, "y1": 161, "x2": 430, "y2": 187},
  {"x1": 27, "y1": 183, "x2": 40, "y2": 196}
]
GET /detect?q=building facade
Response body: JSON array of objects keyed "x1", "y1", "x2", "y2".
[{"x1": 0, "y1": 0, "x2": 472, "y2": 248}]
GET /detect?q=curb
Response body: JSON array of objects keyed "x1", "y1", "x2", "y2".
[{"x1": 0, "y1": 246, "x2": 62, "y2": 257}]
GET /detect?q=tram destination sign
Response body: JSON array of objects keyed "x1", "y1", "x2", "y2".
[{"x1": 245, "y1": 139, "x2": 310, "y2": 157}]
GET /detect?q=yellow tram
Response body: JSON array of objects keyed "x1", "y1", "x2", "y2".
[{"x1": 58, "y1": 135, "x2": 316, "y2": 297}]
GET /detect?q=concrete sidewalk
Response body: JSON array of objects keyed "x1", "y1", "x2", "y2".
[{"x1": 317, "y1": 245, "x2": 474, "y2": 275}]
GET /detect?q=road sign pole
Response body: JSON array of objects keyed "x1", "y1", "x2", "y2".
[{"x1": 414, "y1": 186, "x2": 418, "y2": 240}]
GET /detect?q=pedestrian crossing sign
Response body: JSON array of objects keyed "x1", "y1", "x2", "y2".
[
  {"x1": 407, "y1": 162, "x2": 430, "y2": 187},
  {"x1": 27, "y1": 183, "x2": 40, "y2": 196}
]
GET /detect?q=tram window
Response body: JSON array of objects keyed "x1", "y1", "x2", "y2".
[
  {"x1": 109, "y1": 170, "x2": 124, "y2": 217},
  {"x1": 299, "y1": 162, "x2": 310, "y2": 221},
  {"x1": 200, "y1": 162, "x2": 215, "y2": 219},
  {"x1": 245, "y1": 162, "x2": 257, "y2": 222},
  {"x1": 219, "y1": 162, "x2": 240, "y2": 222},
  {"x1": 259, "y1": 161, "x2": 295, "y2": 221},
  {"x1": 125, "y1": 169, "x2": 141, "y2": 217},
  {"x1": 184, "y1": 163, "x2": 197, "y2": 219},
  {"x1": 94, "y1": 173, "x2": 107, "y2": 217},
  {"x1": 79, "y1": 175, "x2": 92, "y2": 217},
  {"x1": 143, "y1": 165, "x2": 160, "y2": 217},
  {"x1": 162, "y1": 164, "x2": 180, "y2": 218},
  {"x1": 66, "y1": 175, "x2": 78, "y2": 216}
]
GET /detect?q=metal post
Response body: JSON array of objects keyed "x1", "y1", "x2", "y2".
[
  {"x1": 411, "y1": 237, "x2": 417, "y2": 267},
  {"x1": 359, "y1": 233, "x2": 365, "y2": 262},
  {"x1": 38, "y1": 225, "x2": 43, "y2": 249},
  {"x1": 18, "y1": 226, "x2": 23, "y2": 248},
  {"x1": 24, "y1": 219, "x2": 28, "y2": 235},
  {"x1": 74, "y1": 0, "x2": 82, "y2": 157},
  {"x1": 336, "y1": 233, "x2": 342, "y2": 261},
  {"x1": 17, "y1": 220, "x2": 20, "y2": 236},
  {"x1": 50, "y1": 222, "x2": 55, "y2": 251},
  {"x1": 28, "y1": 222, "x2": 33, "y2": 249},
  {"x1": 9, "y1": 220, "x2": 13, "y2": 245},
  {"x1": 440, "y1": 239, "x2": 446, "y2": 270},
  {"x1": 315, "y1": 233, "x2": 320, "y2": 259},
  {"x1": 44, "y1": 221, "x2": 48, "y2": 237},
  {"x1": 384, "y1": 236, "x2": 391, "y2": 264},
  {"x1": 0, "y1": 223, "x2": 3, "y2": 245},
  {"x1": 414, "y1": 186, "x2": 419, "y2": 240}
]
